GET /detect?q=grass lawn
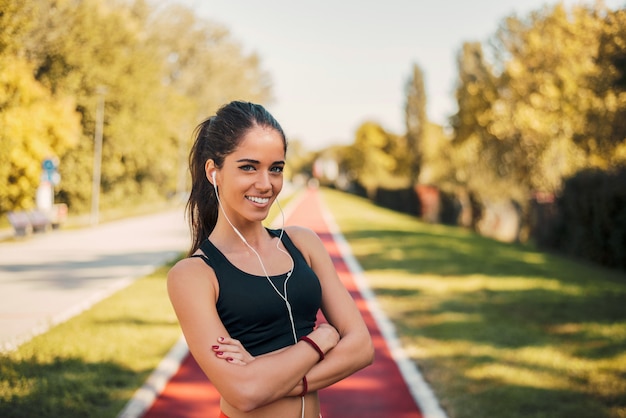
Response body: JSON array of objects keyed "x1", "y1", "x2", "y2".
[{"x1": 321, "y1": 188, "x2": 626, "y2": 418}]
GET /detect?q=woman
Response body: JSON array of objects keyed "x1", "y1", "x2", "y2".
[{"x1": 167, "y1": 101, "x2": 374, "y2": 418}]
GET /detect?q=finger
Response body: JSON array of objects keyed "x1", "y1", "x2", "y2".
[
  {"x1": 218, "y1": 336, "x2": 242, "y2": 347},
  {"x1": 226, "y1": 357, "x2": 247, "y2": 366},
  {"x1": 216, "y1": 351, "x2": 250, "y2": 365}
]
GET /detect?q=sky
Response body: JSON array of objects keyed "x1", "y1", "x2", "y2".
[{"x1": 173, "y1": 0, "x2": 624, "y2": 151}]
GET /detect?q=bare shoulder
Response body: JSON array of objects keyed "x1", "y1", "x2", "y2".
[
  {"x1": 283, "y1": 225, "x2": 328, "y2": 265},
  {"x1": 283, "y1": 225, "x2": 322, "y2": 247},
  {"x1": 167, "y1": 256, "x2": 217, "y2": 295}
]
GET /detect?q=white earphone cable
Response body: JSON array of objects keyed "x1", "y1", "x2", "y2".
[
  {"x1": 212, "y1": 182, "x2": 297, "y2": 342},
  {"x1": 212, "y1": 179, "x2": 305, "y2": 417}
]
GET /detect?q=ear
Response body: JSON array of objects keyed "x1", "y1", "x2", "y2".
[{"x1": 205, "y1": 159, "x2": 217, "y2": 184}]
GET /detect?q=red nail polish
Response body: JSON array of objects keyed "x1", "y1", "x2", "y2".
[
  {"x1": 227, "y1": 357, "x2": 233, "y2": 362},
  {"x1": 216, "y1": 352, "x2": 223, "y2": 356},
  {"x1": 212, "y1": 345, "x2": 219, "y2": 350},
  {"x1": 219, "y1": 337, "x2": 225, "y2": 342}
]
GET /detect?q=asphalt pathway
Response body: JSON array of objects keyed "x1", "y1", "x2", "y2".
[
  {"x1": 0, "y1": 208, "x2": 189, "y2": 352},
  {"x1": 136, "y1": 188, "x2": 432, "y2": 418}
]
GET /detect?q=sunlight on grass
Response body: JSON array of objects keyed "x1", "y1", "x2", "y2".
[
  {"x1": 321, "y1": 187, "x2": 626, "y2": 418},
  {"x1": 550, "y1": 322, "x2": 626, "y2": 340},
  {"x1": 466, "y1": 363, "x2": 572, "y2": 390},
  {"x1": 368, "y1": 272, "x2": 583, "y2": 295}
]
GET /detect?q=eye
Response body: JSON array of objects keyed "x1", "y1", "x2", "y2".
[
  {"x1": 270, "y1": 165, "x2": 284, "y2": 173},
  {"x1": 239, "y1": 164, "x2": 256, "y2": 172}
]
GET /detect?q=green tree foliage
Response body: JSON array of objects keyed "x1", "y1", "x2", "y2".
[
  {"x1": 0, "y1": 0, "x2": 272, "y2": 216},
  {"x1": 450, "y1": 2, "x2": 625, "y2": 201},
  {"x1": 344, "y1": 121, "x2": 406, "y2": 197},
  {"x1": 149, "y1": 3, "x2": 272, "y2": 121},
  {"x1": 490, "y1": 4, "x2": 607, "y2": 194},
  {"x1": 285, "y1": 138, "x2": 315, "y2": 181},
  {"x1": 442, "y1": 2, "x2": 626, "y2": 249},
  {"x1": 404, "y1": 63, "x2": 427, "y2": 184},
  {"x1": 419, "y1": 122, "x2": 452, "y2": 187},
  {"x1": 0, "y1": 56, "x2": 80, "y2": 212},
  {"x1": 450, "y1": 41, "x2": 524, "y2": 202},
  {"x1": 583, "y1": 7, "x2": 626, "y2": 165}
]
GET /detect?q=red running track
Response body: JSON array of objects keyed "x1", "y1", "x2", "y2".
[{"x1": 143, "y1": 187, "x2": 422, "y2": 418}]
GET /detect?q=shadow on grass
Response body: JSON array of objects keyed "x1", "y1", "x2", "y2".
[
  {"x1": 0, "y1": 355, "x2": 142, "y2": 418},
  {"x1": 444, "y1": 376, "x2": 615, "y2": 418}
]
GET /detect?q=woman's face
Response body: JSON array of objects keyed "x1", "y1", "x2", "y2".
[{"x1": 217, "y1": 125, "x2": 285, "y2": 224}]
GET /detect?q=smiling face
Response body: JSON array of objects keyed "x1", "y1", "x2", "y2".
[{"x1": 213, "y1": 124, "x2": 286, "y2": 225}]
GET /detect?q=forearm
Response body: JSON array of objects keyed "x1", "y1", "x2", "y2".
[
  {"x1": 209, "y1": 326, "x2": 338, "y2": 411},
  {"x1": 199, "y1": 341, "x2": 309, "y2": 411},
  {"x1": 294, "y1": 328, "x2": 374, "y2": 394}
]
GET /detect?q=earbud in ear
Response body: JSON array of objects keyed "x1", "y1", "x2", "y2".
[{"x1": 212, "y1": 171, "x2": 216, "y2": 184}]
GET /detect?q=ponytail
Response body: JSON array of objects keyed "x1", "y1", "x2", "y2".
[{"x1": 186, "y1": 118, "x2": 218, "y2": 256}]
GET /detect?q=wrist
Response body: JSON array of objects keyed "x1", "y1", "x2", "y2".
[
  {"x1": 298, "y1": 375, "x2": 308, "y2": 397},
  {"x1": 299, "y1": 335, "x2": 325, "y2": 361}
]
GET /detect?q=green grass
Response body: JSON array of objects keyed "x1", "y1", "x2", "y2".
[
  {"x1": 0, "y1": 190, "x2": 299, "y2": 417},
  {"x1": 321, "y1": 188, "x2": 626, "y2": 418},
  {"x1": 0, "y1": 263, "x2": 181, "y2": 418}
]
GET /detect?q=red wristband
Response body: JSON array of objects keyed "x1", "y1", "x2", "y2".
[
  {"x1": 299, "y1": 375, "x2": 308, "y2": 397},
  {"x1": 299, "y1": 336, "x2": 325, "y2": 361}
]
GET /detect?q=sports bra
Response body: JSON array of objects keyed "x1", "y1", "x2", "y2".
[{"x1": 193, "y1": 228, "x2": 322, "y2": 356}]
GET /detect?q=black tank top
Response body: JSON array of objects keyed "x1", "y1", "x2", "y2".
[{"x1": 194, "y1": 228, "x2": 322, "y2": 356}]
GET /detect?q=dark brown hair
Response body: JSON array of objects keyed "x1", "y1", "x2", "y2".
[{"x1": 186, "y1": 101, "x2": 287, "y2": 255}]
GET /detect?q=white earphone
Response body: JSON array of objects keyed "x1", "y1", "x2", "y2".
[{"x1": 212, "y1": 171, "x2": 216, "y2": 184}]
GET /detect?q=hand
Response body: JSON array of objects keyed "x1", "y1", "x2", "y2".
[
  {"x1": 308, "y1": 323, "x2": 340, "y2": 354},
  {"x1": 212, "y1": 336, "x2": 256, "y2": 366}
]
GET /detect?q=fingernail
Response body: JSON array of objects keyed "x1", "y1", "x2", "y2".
[
  {"x1": 227, "y1": 357, "x2": 233, "y2": 362},
  {"x1": 216, "y1": 352, "x2": 223, "y2": 356},
  {"x1": 218, "y1": 337, "x2": 225, "y2": 342},
  {"x1": 212, "y1": 345, "x2": 219, "y2": 350}
]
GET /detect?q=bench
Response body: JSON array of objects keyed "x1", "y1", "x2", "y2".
[
  {"x1": 28, "y1": 210, "x2": 51, "y2": 233},
  {"x1": 7, "y1": 211, "x2": 31, "y2": 236},
  {"x1": 7, "y1": 204, "x2": 68, "y2": 236}
]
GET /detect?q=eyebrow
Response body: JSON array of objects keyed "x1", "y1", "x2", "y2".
[{"x1": 236, "y1": 158, "x2": 285, "y2": 165}]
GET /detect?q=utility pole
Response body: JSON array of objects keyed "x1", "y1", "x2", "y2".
[{"x1": 91, "y1": 86, "x2": 107, "y2": 226}]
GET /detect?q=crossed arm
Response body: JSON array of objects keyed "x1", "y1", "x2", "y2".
[{"x1": 167, "y1": 226, "x2": 374, "y2": 412}]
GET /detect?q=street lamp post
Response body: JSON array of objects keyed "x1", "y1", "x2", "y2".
[{"x1": 91, "y1": 86, "x2": 107, "y2": 226}]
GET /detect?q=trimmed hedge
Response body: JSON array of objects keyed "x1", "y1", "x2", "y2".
[{"x1": 546, "y1": 167, "x2": 626, "y2": 271}]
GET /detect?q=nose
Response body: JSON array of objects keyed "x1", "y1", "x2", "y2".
[{"x1": 255, "y1": 171, "x2": 272, "y2": 192}]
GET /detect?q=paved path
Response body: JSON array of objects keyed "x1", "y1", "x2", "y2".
[
  {"x1": 0, "y1": 208, "x2": 190, "y2": 351},
  {"x1": 135, "y1": 188, "x2": 429, "y2": 417}
]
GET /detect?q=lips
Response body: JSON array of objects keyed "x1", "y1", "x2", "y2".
[{"x1": 246, "y1": 196, "x2": 270, "y2": 204}]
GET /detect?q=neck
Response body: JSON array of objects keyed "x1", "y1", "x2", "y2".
[{"x1": 211, "y1": 218, "x2": 267, "y2": 248}]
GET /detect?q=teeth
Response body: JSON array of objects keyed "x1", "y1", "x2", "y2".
[{"x1": 247, "y1": 196, "x2": 270, "y2": 204}]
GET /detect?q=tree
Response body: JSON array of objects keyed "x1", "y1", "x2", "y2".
[
  {"x1": 449, "y1": 42, "x2": 516, "y2": 201},
  {"x1": 150, "y1": 3, "x2": 272, "y2": 121},
  {"x1": 1, "y1": 0, "x2": 274, "y2": 215},
  {"x1": 0, "y1": 56, "x2": 80, "y2": 212},
  {"x1": 490, "y1": 3, "x2": 607, "y2": 194},
  {"x1": 404, "y1": 63, "x2": 427, "y2": 184},
  {"x1": 583, "y1": 7, "x2": 626, "y2": 166},
  {"x1": 345, "y1": 121, "x2": 402, "y2": 197}
]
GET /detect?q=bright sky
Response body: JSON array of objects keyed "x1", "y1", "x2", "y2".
[{"x1": 174, "y1": 0, "x2": 624, "y2": 151}]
